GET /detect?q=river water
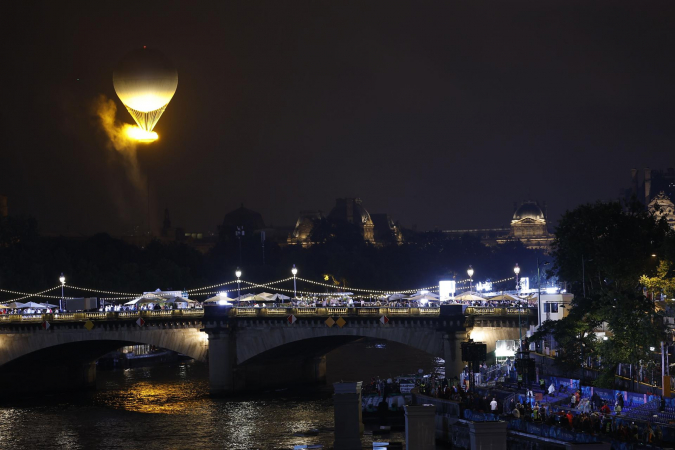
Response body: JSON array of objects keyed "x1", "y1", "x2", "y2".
[{"x1": 0, "y1": 340, "x2": 444, "y2": 449}]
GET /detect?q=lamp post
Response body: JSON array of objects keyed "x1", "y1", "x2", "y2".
[
  {"x1": 514, "y1": 263, "x2": 522, "y2": 349},
  {"x1": 467, "y1": 265, "x2": 474, "y2": 293},
  {"x1": 537, "y1": 259, "x2": 549, "y2": 328},
  {"x1": 59, "y1": 273, "x2": 66, "y2": 311},
  {"x1": 291, "y1": 264, "x2": 298, "y2": 299},
  {"x1": 235, "y1": 267, "x2": 242, "y2": 302}
]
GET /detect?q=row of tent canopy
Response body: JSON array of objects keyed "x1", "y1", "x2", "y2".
[
  {"x1": 0, "y1": 291, "x2": 535, "y2": 309},
  {"x1": 202, "y1": 291, "x2": 534, "y2": 303},
  {"x1": 0, "y1": 301, "x2": 59, "y2": 309},
  {"x1": 204, "y1": 292, "x2": 291, "y2": 303}
]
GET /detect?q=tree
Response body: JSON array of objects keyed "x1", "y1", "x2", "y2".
[
  {"x1": 538, "y1": 199, "x2": 673, "y2": 386},
  {"x1": 640, "y1": 261, "x2": 675, "y2": 300},
  {"x1": 550, "y1": 199, "x2": 670, "y2": 297}
]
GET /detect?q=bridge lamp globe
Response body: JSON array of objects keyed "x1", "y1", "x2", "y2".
[
  {"x1": 467, "y1": 265, "x2": 474, "y2": 293},
  {"x1": 235, "y1": 267, "x2": 242, "y2": 301},
  {"x1": 59, "y1": 273, "x2": 66, "y2": 311},
  {"x1": 291, "y1": 264, "x2": 298, "y2": 300},
  {"x1": 513, "y1": 264, "x2": 521, "y2": 290}
]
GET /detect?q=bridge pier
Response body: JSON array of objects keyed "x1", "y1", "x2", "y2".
[
  {"x1": 207, "y1": 329, "x2": 241, "y2": 395},
  {"x1": 207, "y1": 328, "x2": 327, "y2": 395},
  {"x1": 444, "y1": 331, "x2": 469, "y2": 380}
]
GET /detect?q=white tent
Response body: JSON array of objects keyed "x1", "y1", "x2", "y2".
[
  {"x1": 414, "y1": 291, "x2": 439, "y2": 298},
  {"x1": 388, "y1": 293, "x2": 406, "y2": 301},
  {"x1": 237, "y1": 293, "x2": 271, "y2": 302},
  {"x1": 124, "y1": 294, "x2": 164, "y2": 306},
  {"x1": 19, "y1": 302, "x2": 47, "y2": 309},
  {"x1": 5, "y1": 302, "x2": 27, "y2": 309},
  {"x1": 270, "y1": 293, "x2": 290, "y2": 301},
  {"x1": 165, "y1": 297, "x2": 197, "y2": 306},
  {"x1": 453, "y1": 292, "x2": 486, "y2": 301},
  {"x1": 204, "y1": 294, "x2": 230, "y2": 303},
  {"x1": 407, "y1": 293, "x2": 440, "y2": 302},
  {"x1": 488, "y1": 293, "x2": 518, "y2": 302}
]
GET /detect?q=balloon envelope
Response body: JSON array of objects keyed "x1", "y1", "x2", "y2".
[{"x1": 113, "y1": 48, "x2": 178, "y2": 132}]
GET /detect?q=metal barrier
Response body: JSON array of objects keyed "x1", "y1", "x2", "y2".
[
  {"x1": 357, "y1": 308, "x2": 381, "y2": 316},
  {"x1": 387, "y1": 308, "x2": 410, "y2": 315}
]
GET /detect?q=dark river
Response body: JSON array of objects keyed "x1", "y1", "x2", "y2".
[{"x1": 0, "y1": 340, "x2": 444, "y2": 449}]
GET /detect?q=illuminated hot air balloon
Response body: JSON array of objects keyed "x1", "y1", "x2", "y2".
[{"x1": 113, "y1": 47, "x2": 178, "y2": 140}]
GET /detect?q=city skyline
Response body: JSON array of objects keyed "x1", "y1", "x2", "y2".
[{"x1": 3, "y1": 1, "x2": 674, "y2": 236}]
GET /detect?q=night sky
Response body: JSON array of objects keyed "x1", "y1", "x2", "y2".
[{"x1": 3, "y1": 1, "x2": 674, "y2": 235}]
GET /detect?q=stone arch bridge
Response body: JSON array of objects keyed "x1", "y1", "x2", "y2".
[{"x1": 0, "y1": 306, "x2": 534, "y2": 396}]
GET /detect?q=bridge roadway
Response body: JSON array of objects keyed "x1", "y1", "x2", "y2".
[{"x1": 0, "y1": 305, "x2": 535, "y2": 396}]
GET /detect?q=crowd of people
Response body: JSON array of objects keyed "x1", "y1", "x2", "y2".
[{"x1": 409, "y1": 360, "x2": 670, "y2": 446}]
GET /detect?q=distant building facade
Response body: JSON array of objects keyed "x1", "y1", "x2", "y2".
[
  {"x1": 444, "y1": 200, "x2": 553, "y2": 251},
  {"x1": 288, "y1": 198, "x2": 402, "y2": 246},
  {"x1": 648, "y1": 191, "x2": 675, "y2": 229},
  {"x1": 220, "y1": 203, "x2": 266, "y2": 233},
  {"x1": 328, "y1": 198, "x2": 375, "y2": 243},
  {"x1": 625, "y1": 167, "x2": 675, "y2": 206},
  {"x1": 288, "y1": 210, "x2": 323, "y2": 247}
]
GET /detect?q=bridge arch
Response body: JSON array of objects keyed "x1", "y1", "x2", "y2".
[
  {"x1": 234, "y1": 325, "x2": 446, "y2": 365},
  {"x1": 0, "y1": 326, "x2": 208, "y2": 368}
]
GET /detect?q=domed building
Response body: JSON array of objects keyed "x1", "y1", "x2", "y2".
[
  {"x1": 648, "y1": 192, "x2": 675, "y2": 229},
  {"x1": 218, "y1": 204, "x2": 266, "y2": 240},
  {"x1": 221, "y1": 203, "x2": 265, "y2": 231},
  {"x1": 499, "y1": 201, "x2": 553, "y2": 250}
]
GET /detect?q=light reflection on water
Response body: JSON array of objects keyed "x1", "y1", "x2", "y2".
[{"x1": 0, "y1": 340, "x2": 441, "y2": 449}]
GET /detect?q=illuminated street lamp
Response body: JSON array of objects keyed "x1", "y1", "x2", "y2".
[
  {"x1": 235, "y1": 267, "x2": 242, "y2": 301},
  {"x1": 467, "y1": 265, "x2": 474, "y2": 293},
  {"x1": 291, "y1": 264, "x2": 298, "y2": 299},
  {"x1": 59, "y1": 273, "x2": 66, "y2": 311}
]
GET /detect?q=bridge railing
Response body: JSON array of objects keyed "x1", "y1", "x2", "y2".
[
  {"x1": 465, "y1": 307, "x2": 535, "y2": 317},
  {"x1": 223, "y1": 306, "x2": 523, "y2": 318},
  {"x1": 0, "y1": 305, "x2": 535, "y2": 324},
  {"x1": 0, "y1": 309, "x2": 206, "y2": 323}
]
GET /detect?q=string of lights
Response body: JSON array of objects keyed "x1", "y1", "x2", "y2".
[
  {"x1": 0, "y1": 274, "x2": 517, "y2": 303},
  {"x1": 294, "y1": 277, "x2": 463, "y2": 295},
  {"x1": 184, "y1": 280, "x2": 238, "y2": 293},
  {"x1": 0, "y1": 286, "x2": 58, "y2": 296},
  {"x1": 11, "y1": 286, "x2": 62, "y2": 301},
  {"x1": 64, "y1": 285, "x2": 141, "y2": 296}
]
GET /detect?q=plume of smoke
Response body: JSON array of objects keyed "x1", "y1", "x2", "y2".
[{"x1": 94, "y1": 95, "x2": 146, "y2": 194}]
